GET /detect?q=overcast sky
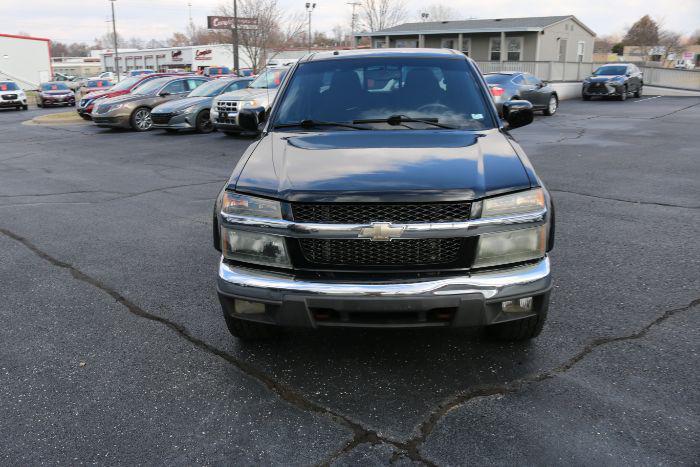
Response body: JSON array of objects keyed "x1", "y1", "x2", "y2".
[{"x1": 6, "y1": 0, "x2": 700, "y2": 44}]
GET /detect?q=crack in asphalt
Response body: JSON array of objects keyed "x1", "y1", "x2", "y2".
[
  {"x1": 400, "y1": 297, "x2": 700, "y2": 462},
  {"x1": 537, "y1": 127, "x2": 586, "y2": 144},
  {"x1": 3, "y1": 224, "x2": 697, "y2": 466},
  {"x1": 549, "y1": 188, "x2": 700, "y2": 209}
]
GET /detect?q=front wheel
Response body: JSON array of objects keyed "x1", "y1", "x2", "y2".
[
  {"x1": 130, "y1": 107, "x2": 153, "y2": 131},
  {"x1": 618, "y1": 86, "x2": 627, "y2": 101},
  {"x1": 79, "y1": 113, "x2": 91, "y2": 121},
  {"x1": 543, "y1": 95, "x2": 558, "y2": 116},
  {"x1": 195, "y1": 110, "x2": 214, "y2": 133},
  {"x1": 634, "y1": 85, "x2": 643, "y2": 98}
]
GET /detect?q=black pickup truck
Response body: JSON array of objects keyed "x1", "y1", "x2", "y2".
[{"x1": 213, "y1": 49, "x2": 554, "y2": 341}]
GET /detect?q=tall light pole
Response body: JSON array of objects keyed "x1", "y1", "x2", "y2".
[
  {"x1": 109, "y1": 0, "x2": 120, "y2": 82},
  {"x1": 231, "y1": 0, "x2": 239, "y2": 75},
  {"x1": 347, "y1": 1, "x2": 360, "y2": 48},
  {"x1": 421, "y1": 12, "x2": 429, "y2": 22},
  {"x1": 305, "y1": 3, "x2": 316, "y2": 53}
]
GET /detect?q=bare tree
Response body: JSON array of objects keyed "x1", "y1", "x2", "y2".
[
  {"x1": 359, "y1": 0, "x2": 408, "y2": 32},
  {"x1": 217, "y1": 0, "x2": 304, "y2": 71},
  {"x1": 622, "y1": 15, "x2": 660, "y2": 60},
  {"x1": 658, "y1": 29, "x2": 682, "y2": 59},
  {"x1": 418, "y1": 4, "x2": 459, "y2": 22}
]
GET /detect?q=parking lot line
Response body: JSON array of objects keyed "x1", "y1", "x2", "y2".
[{"x1": 635, "y1": 95, "x2": 662, "y2": 102}]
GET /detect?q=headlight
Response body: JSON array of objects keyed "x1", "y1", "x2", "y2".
[
  {"x1": 174, "y1": 105, "x2": 197, "y2": 115},
  {"x1": 473, "y1": 226, "x2": 546, "y2": 268},
  {"x1": 240, "y1": 99, "x2": 259, "y2": 109},
  {"x1": 481, "y1": 188, "x2": 545, "y2": 218},
  {"x1": 221, "y1": 192, "x2": 282, "y2": 219},
  {"x1": 221, "y1": 228, "x2": 291, "y2": 267}
]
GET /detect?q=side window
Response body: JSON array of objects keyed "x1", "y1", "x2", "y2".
[
  {"x1": 187, "y1": 79, "x2": 207, "y2": 91},
  {"x1": 512, "y1": 74, "x2": 525, "y2": 85},
  {"x1": 525, "y1": 74, "x2": 541, "y2": 86},
  {"x1": 163, "y1": 80, "x2": 188, "y2": 94}
]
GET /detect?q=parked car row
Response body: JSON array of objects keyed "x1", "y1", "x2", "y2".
[{"x1": 76, "y1": 66, "x2": 289, "y2": 134}]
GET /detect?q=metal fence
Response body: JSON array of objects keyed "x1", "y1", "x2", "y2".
[{"x1": 474, "y1": 61, "x2": 700, "y2": 91}]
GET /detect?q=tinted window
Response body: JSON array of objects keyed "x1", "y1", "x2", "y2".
[
  {"x1": 512, "y1": 74, "x2": 525, "y2": 84},
  {"x1": 133, "y1": 78, "x2": 171, "y2": 95},
  {"x1": 41, "y1": 83, "x2": 69, "y2": 91},
  {"x1": 187, "y1": 79, "x2": 229, "y2": 97},
  {"x1": 163, "y1": 80, "x2": 188, "y2": 94},
  {"x1": 274, "y1": 57, "x2": 492, "y2": 130},
  {"x1": 0, "y1": 82, "x2": 20, "y2": 91},
  {"x1": 524, "y1": 74, "x2": 541, "y2": 85},
  {"x1": 593, "y1": 65, "x2": 628, "y2": 76}
]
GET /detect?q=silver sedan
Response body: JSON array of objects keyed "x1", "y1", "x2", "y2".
[{"x1": 151, "y1": 77, "x2": 253, "y2": 133}]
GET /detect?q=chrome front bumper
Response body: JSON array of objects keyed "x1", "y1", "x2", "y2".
[{"x1": 217, "y1": 257, "x2": 552, "y2": 328}]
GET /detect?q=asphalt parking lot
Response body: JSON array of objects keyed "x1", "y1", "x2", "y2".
[{"x1": 1, "y1": 97, "x2": 698, "y2": 465}]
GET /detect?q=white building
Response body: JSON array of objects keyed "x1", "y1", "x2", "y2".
[
  {"x1": 101, "y1": 44, "x2": 253, "y2": 74},
  {"x1": 0, "y1": 33, "x2": 52, "y2": 89},
  {"x1": 52, "y1": 56, "x2": 103, "y2": 78}
]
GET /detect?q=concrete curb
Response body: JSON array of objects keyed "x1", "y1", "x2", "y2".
[{"x1": 25, "y1": 111, "x2": 87, "y2": 126}]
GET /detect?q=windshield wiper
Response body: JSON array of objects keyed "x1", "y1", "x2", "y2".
[
  {"x1": 273, "y1": 119, "x2": 370, "y2": 130},
  {"x1": 353, "y1": 115, "x2": 457, "y2": 129}
]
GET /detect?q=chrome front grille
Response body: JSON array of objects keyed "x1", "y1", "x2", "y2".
[{"x1": 216, "y1": 100, "x2": 238, "y2": 113}]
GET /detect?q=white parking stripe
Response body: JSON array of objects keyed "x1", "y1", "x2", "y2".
[{"x1": 635, "y1": 96, "x2": 661, "y2": 102}]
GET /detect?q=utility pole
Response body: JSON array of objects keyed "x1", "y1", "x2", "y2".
[
  {"x1": 231, "y1": 0, "x2": 239, "y2": 75},
  {"x1": 305, "y1": 3, "x2": 316, "y2": 53},
  {"x1": 347, "y1": 1, "x2": 360, "y2": 48},
  {"x1": 109, "y1": 0, "x2": 120, "y2": 82}
]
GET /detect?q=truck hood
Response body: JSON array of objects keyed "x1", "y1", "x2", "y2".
[
  {"x1": 218, "y1": 87, "x2": 277, "y2": 102},
  {"x1": 153, "y1": 96, "x2": 210, "y2": 112},
  {"x1": 232, "y1": 129, "x2": 532, "y2": 203}
]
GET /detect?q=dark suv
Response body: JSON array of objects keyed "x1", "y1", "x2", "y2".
[
  {"x1": 582, "y1": 63, "x2": 643, "y2": 101},
  {"x1": 213, "y1": 49, "x2": 554, "y2": 341}
]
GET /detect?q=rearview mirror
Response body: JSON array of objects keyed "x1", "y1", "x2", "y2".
[
  {"x1": 502, "y1": 100, "x2": 534, "y2": 129},
  {"x1": 238, "y1": 106, "x2": 267, "y2": 133}
]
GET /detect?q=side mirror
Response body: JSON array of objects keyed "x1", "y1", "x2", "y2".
[
  {"x1": 502, "y1": 100, "x2": 534, "y2": 129},
  {"x1": 238, "y1": 106, "x2": 266, "y2": 133}
]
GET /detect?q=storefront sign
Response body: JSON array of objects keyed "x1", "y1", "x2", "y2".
[{"x1": 207, "y1": 16, "x2": 257, "y2": 30}]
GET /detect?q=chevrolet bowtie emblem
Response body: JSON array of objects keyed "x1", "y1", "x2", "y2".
[{"x1": 358, "y1": 222, "x2": 405, "y2": 241}]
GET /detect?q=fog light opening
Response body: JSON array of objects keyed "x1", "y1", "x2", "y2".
[
  {"x1": 234, "y1": 299, "x2": 266, "y2": 315},
  {"x1": 502, "y1": 297, "x2": 533, "y2": 313}
]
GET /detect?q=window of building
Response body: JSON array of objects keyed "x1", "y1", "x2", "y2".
[
  {"x1": 441, "y1": 38, "x2": 455, "y2": 49},
  {"x1": 489, "y1": 37, "x2": 501, "y2": 61},
  {"x1": 373, "y1": 39, "x2": 387, "y2": 48},
  {"x1": 577, "y1": 41, "x2": 585, "y2": 62},
  {"x1": 506, "y1": 37, "x2": 523, "y2": 61},
  {"x1": 461, "y1": 37, "x2": 471, "y2": 56},
  {"x1": 395, "y1": 39, "x2": 418, "y2": 48}
]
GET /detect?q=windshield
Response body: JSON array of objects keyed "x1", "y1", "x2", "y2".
[
  {"x1": 250, "y1": 68, "x2": 288, "y2": 89},
  {"x1": 133, "y1": 78, "x2": 170, "y2": 95},
  {"x1": 41, "y1": 83, "x2": 69, "y2": 91},
  {"x1": 109, "y1": 76, "x2": 141, "y2": 91},
  {"x1": 484, "y1": 74, "x2": 515, "y2": 84},
  {"x1": 188, "y1": 79, "x2": 230, "y2": 97},
  {"x1": 593, "y1": 66, "x2": 627, "y2": 76},
  {"x1": 0, "y1": 82, "x2": 20, "y2": 91},
  {"x1": 273, "y1": 57, "x2": 492, "y2": 130}
]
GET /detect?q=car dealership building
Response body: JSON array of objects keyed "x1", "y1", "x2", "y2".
[{"x1": 100, "y1": 44, "x2": 253, "y2": 74}]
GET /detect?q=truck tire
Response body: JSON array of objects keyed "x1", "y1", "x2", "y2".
[
  {"x1": 223, "y1": 311, "x2": 279, "y2": 340},
  {"x1": 618, "y1": 86, "x2": 627, "y2": 101},
  {"x1": 634, "y1": 84, "x2": 643, "y2": 98},
  {"x1": 485, "y1": 294, "x2": 549, "y2": 341}
]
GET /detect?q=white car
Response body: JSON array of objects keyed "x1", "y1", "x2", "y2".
[
  {"x1": 211, "y1": 66, "x2": 291, "y2": 135},
  {"x1": 0, "y1": 81, "x2": 28, "y2": 110}
]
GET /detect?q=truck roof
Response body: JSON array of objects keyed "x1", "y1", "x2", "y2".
[{"x1": 300, "y1": 48, "x2": 465, "y2": 63}]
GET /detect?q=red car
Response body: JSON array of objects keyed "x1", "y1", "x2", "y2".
[{"x1": 76, "y1": 73, "x2": 178, "y2": 120}]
